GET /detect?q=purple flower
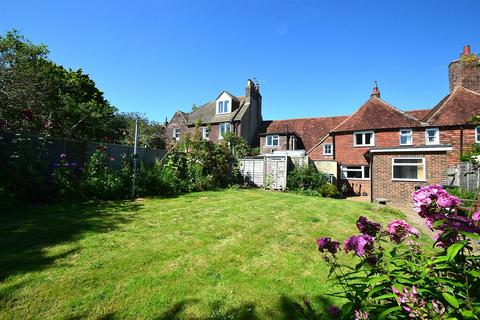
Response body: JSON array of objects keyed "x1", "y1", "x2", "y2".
[
  {"x1": 387, "y1": 220, "x2": 419, "y2": 243},
  {"x1": 60, "y1": 153, "x2": 67, "y2": 159},
  {"x1": 317, "y1": 237, "x2": 340, "y2": 255},
  {"x1": 392, "y1": 286, "x2": 426, "y2": 318},
  {"x1": 344, "y1": 234, "x2": 374, "y2": 257},
  {"x1": 354, "y1": 310, "x2": 369, "y2": 320},
  {"x1": 327, "y1": 305, "x2": 341, "y2": 316},
  {"x1": 437, "y1": 194, "x2": 461, "y2": 209},
  {"x1": 472, "y1": 211, "x2": 480, "y2": 222},
  {"x1": 356, "y1": 216, "x2": 382, "y2": 237}
]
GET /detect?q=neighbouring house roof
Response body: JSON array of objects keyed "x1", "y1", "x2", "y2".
[
  {"x1": 179, "y1": 95, "x2": 246, "y2": 125},
  {"x1": 331, "y1": 97, "x2": 425, "y2": 133},
  {"x1": 257, "y1": 116, "x2": 348, "y2": 151},
  {"x1": 421, "y1": 86, "x2": 480, "y2": 126}
]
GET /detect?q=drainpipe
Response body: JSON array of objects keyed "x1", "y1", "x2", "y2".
[
  {"x1": 460, "y1": 126, "x2": 464, "y2": 158},
  {"x1": 370, "y1": 154, "x2": 374, "y2": 203}
]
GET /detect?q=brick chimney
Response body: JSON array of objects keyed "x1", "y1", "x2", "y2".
[
  {"x1": 448, "y1": 45, "x2": 480, "y2": 93},
  {"x1": 370, "y1": 81, "x2": 380, "y2": 98},
  {"x1": 462, "y1": 45, "x2": 471, "y2": 57}
]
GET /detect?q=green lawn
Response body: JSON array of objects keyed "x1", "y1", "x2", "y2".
[{"x1": 0, "y1": 189, "x2": 416, "y2": 319}]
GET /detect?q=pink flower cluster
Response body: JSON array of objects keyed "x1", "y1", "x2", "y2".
[
  {"x1": 387, "y1": 220, "x2": 419, "y2": 243},
  {"x1": 412, "y1": 185, "x2": 460, "y2": 217},
  {"x1": 344, "y1": 234, "x2": 374, "y2": 257},
  {"x1": 412, "y1": 185, "x2": 480, "y2": 247}
]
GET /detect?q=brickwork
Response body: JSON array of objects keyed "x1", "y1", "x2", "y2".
[
  {"x1": 448, "y1": 58, "x2": 480, "y2": 93},
  {"x1": 371, "y1": 152, "x2": 448, "y2": 204},
  {"x1": 308, "y1": 136, "x2": 335, "y2": 161},
  {"x1": 342, "y1": 179, "x2": 371, "y2": 196},
  {"x1": 259, "y1": 135, "x2": 289, "y2": 154}
]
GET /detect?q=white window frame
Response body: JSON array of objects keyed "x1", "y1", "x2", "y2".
[
  {"x1": 173, "y1": 128, "x2": 180, "y2": 140},
  {"x1": 266, "y1": 135, "x2": 279, "y2": 147},
  {"x1": 425, "y1": 128, "x2": 440, "y2": 145},
  {"x1": 353, "y1": 131, "x2": 375, "y2": 147},
  {"x1": 399, "y1": 129, "x2": 413, "y2": 146},
  {"x1": 341, "y1": 165, "x2": 370, "y2": 180},
  {"x1": 218, "y1": 122, "x2": 232, "y2": 139},
  {"x1": 323, "y1": 144, "x2": 333, "y2": 155},
  {"x1": 392, "y1": 157, "x2": 426, "y2": 182},
  {"x1": 216, "y1": 100, "x2": 230, "y2": 115},
  {"x1": 476, "y1": 126, "x2": 480, "y2": 143},
  {"x1": 202, "y1": 127, "x2": 209, "y2": 140}
]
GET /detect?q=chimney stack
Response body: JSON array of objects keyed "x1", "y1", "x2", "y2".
[
  {"x1": 370, "y1": 81, "x2": 380, "y2": 98},
  {"x1": 462, "y1": 45, "x2": 471, "y2": 57}
]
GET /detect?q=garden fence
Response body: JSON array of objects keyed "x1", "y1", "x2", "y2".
[
  {"x1": 239, "y1": 155, "x2": 288, "y2": 190},
  {"x1": 0, "y1": 131, "x2": 167, "y2": 178}
]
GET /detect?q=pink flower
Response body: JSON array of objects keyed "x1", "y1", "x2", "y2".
[
  {"x1": 387, "y1": 220, "x2": 419, "y2": 243},
  {"x1": 472, "y1": 211, "x2": 480, "y2": 222},
  {"x1": 344, "y1": 234, "x2": 374, "y2": 257}
]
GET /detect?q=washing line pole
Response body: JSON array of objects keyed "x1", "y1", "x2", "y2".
[{"x1": 131, "y1": 117, "x2": 139, "y2": 199}]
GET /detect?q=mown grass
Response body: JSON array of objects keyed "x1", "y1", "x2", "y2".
[{"x1": 0, "y1": 189, "x2": 426, "y2": 319}]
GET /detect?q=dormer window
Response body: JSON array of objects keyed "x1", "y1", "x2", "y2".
[{"x1": 217, "y1": 100, "x2": 230, "y2": 114}]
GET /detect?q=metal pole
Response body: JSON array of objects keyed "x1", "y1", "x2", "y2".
[{"x1": 131, "y1": 118, "x2": 138, "y2": 198}]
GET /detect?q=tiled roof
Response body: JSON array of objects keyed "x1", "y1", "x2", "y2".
[
  {"x1": 257, "y1": 116, "x2": 348, "y2": 151},
  {"x1": 422, "y1": 87, "x2": 480, "y2": 126},
  {"x1": 184, "y1": 96, "x2": 246, "y2": 125},
  {"x1": 331, "y1": 97, "x2": 424, "y2": 132},
  {"x1": 405, "y1": 109, "x2": 431, "y2": 120}
]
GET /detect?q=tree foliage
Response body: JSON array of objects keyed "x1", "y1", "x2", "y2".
[{"x1": 0, "y1": 30, "x2": 118, "y2": 141}]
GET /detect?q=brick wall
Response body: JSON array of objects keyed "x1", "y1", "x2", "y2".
[
  {"x1": 341, "y1": 179, "x2": 371, "y2": 196},
  {"x1": 166, "y1": 112, "x2": 189, "y2": 148},
  {"x1": 259, "y1": 135, "x2": 288, "y2": 154},
  {"x1": 308, "y1": 136, "x2": 335, "y2": 161},
  {"x1": 371, "y1": 152, "x2": 448, "y2": 204}
]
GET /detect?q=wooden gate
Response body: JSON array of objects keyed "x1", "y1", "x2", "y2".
[{"x1": 239, "y1": 156, "x2": 288, "y2": 190}]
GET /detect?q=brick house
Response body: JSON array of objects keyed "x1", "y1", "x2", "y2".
[
  {"x1": 257, "y1": 45, "x2": 480, "y2": 204},
  {"x1": 166, "y1": 79, "x2": 262, "y2": 147}
]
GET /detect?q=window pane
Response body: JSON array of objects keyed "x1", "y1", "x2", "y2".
[
  {"x1": 346, "y1": 166, "x2": 362, "y2": 170},
  {"x1": 224, "y1": 100, "x2": 229, "y2": 112},
  {"x1": 393, "y1": 166, "x2": 418, "y2": 179},
  {"x1": 364, "y1": 133, "x2": 372, "y2": 145},
  {"x1": 346, "y1": 171, "x2": 363, "y2": 179},
  {"x1": 400, "y1": 135, "x2": 411, "y2": 145},
  {"x1": 364, "y1": 166, "x2": 370, "y2": 178},
  {"x1": 394, "y1": 158, "x2": 422, "y2": 164},
  {"x1": 355, "y1": 134, "x2": 363, "y2": 145},
  {"x1": 218, "y1": 101, "x2": 223, "y2": 113}
]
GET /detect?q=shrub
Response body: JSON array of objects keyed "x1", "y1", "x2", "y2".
[
  {"x1": 80, "y1": 146, "x2": 126, "y2": 200},
  {"x1": 287, "y1": 164, "x2": 328, "y2": 191},
  {"x1": 316, "y1": 185, "x2": 480, "y2": 319},
  {"x1": 319, "y1": 182, "x2": 339, "y2": 198},
  {"x1": 51, "y1": 153, "x2": 80, "y2": 201}
]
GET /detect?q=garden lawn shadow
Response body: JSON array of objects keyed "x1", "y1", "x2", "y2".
[{"x1": 0, "y1": 200, "x2": 141, "y2": 281}]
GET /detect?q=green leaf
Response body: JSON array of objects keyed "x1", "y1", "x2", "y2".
[
  {"x1": 468, "y1": 270, "x2": 480, "y2": 278},
  {"x1": 442, "y1": 292, "x2": 460, "y2": 308},
  {"x1": 446, "y1": 243, "x2": 464, "y2": 262},
  {"x1": 378, "y1": 306, "x2": 402, "y2": 319},
  {"x1": 374, "y1": 293, "x2": 396, "y2": 300},
  {"x1": 461, "y1": 310, "x2": 475, "y2": 319}
]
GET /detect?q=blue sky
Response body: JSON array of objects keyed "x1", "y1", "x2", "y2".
[{"x1": 2, "y1": 0, "x2": 480, "y2": 122}]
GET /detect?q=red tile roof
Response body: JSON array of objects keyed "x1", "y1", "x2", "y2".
[
  {"x1": 422, "y1": 87, "x2": 480, "y2": 126},
  {"x1": 258, "y1": 116, "x2": 348, "y2": 151},
  {"x1": 405, "y1": 109, "x2": 431, "y2": 120},
  {"x1": 331, "y1": 97, "x2": 424, "y2": 132}
]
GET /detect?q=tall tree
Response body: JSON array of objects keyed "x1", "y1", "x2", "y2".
[{"x1": 0, "y1": 30, "x2": 117, "y2": 141}]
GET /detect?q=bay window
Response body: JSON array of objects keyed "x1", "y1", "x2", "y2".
[{"x1": 392, "y1": 158, "x2": 425, "y2": 181}]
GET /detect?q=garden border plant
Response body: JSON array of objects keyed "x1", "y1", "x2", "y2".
[{"x1": 317, "y1": 185, "x2": 480, "y2": 319}]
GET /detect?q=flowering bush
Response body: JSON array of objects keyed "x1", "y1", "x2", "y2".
[
  {"x1": 317, "y1": 185, "x2": 480, "y2": 319},
  {"x1": 51, "y1": 153, "x2": 79, "y2": 200}
]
